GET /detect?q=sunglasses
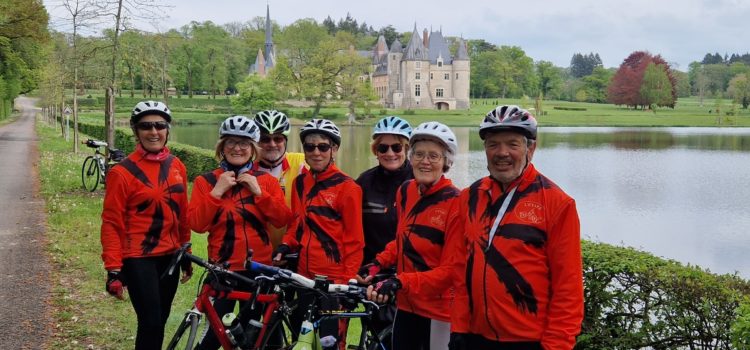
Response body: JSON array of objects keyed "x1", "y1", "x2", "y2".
[
  {"x1": 259, "y1": 135, "x2": 286, "y2": 144},
  {"x1": 376, "y1": 143, "x2": 404, "y2": 154},
  {"x1": 303, "y1": 143, "x2": 332, "y2": 153},
  {"x1": 135, "y1": 121, "x2": 170, "y2": 131}
]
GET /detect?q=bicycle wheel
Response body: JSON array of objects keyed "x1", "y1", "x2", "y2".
[
  {"x1": 258, "y1": 314, "x2": 295, "y2": 350},
  {"x1": 81, "y1": 156, "x2": 101, "y2": 192},
  {"x1": 165, "y1": 313, "x2": 200, "y2": 350}
]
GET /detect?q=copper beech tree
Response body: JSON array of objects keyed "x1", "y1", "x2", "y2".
[{"x1": 608, "y1": 51, "x2": 677, "y2": 109}]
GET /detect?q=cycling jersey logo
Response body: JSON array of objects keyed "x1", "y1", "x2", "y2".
[
  {"x1": 320, "y1": 190, "x2": 336, "y2": 207},
  {"x1": 429, "y1": 208, "x2": 447, "y2": 227},
  {"x1": 516, "y1": 201, "x2": 543, "y2": 224}
]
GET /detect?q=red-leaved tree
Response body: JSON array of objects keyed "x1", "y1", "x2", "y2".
[{"x1": 608, "y1": 51, "x2": 677, "y2": 109}]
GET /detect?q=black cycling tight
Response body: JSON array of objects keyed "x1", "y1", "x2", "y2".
[{"x1": 122, "y1": 254, "x2": 179, "y2": 350}]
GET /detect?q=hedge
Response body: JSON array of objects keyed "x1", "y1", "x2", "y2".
[
  {"x1": 78, "y1": 122, "x2": 215, "y2": 180},
  {"x1": 76, "y1": 121, "x2": 750, "y2": 348},
  {"x1": 579, "y1": 241, "x2": 750, "y2": 349}
]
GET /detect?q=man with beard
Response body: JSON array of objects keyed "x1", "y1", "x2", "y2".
[{"x1": 449, "y1": 105, "x2": 583, "y2": 350}]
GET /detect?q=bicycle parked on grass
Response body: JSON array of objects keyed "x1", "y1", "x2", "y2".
[
  {"x1": 165, "y1": 243, "x2": 391, "y2": 350},
  {"x1": 80, "y1": 139, "x2": 124, "y2": 192}
]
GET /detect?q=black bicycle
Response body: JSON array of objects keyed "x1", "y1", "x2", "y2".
[{"x1": 81, "y1": 139, "x2": 124, "y2": 192}]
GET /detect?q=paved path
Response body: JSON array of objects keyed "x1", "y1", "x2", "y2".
[{"x1": 0, "y1": 97, "x2": 51, "y2": 349}]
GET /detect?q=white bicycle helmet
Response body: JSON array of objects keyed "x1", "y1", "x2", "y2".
[
  {"x1": 219, "y1": 115, "x2": 260, "y2": 142},
  {"x1": 254, "y1": 110, "x2": 291, "y2": 136},
  {"x1": 372, "y1": 116, "x2": 412, "y2": 140},
  {"x1": 479, "y1": 105, "x2": 537, "y2": 140},
  {"x1": 409, "y1": 121, "x2": 458, "y2": 156},
  {"x1": 299, "y1": 119, "x2": 341, "y2": 146},
  {"x1": 130, "y1": 100, "x2": 172, "y2": 125}
]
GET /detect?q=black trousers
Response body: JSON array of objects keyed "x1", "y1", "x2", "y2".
[{"x1": 122, "y1": 254, "x2": 179, "y2": 350}]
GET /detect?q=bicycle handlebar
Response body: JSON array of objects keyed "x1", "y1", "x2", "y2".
[
  {"x1": 247, "y1": 260, "x2": 367, "y2": 296},
  {"x1": 165, "y1": 243, "x2": 257, "y2": 287}
]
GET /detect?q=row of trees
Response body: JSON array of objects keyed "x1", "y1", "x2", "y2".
[{"x1": 0, "y1": 0, "x2": 49, "y2": 118}]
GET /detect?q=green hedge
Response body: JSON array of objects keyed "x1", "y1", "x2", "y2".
[
  {"x1": 78, "y1": 122, "x2": 215, "y2": 180},
  {"x1": 578, "y1": 241, "x2": 750, "y2": 349},
  {"x1": 553, "y1": 106, "x2": 588, "y2": 111}
]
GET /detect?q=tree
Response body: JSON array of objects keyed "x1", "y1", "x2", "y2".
[
  {"x1": 727, "y1": 74, "x2": 750, "y2": 108},
  {"x1": 581, "y1": 67, "x2": 614, "y2": 103},
  {"x1": 231, "y1": 74, "x2": 278, "y2": 113},
  {"x1": 467, "y1": 39, "x2": 497, "y2": 56},
  {"x1": 640, "y1": 62, "x2": 673, "y2": 111},
  {"x1": 0, "y1": 0, "x2": 49, "y2": 118},
  {"x1": 608, "y1": 51, "x2": 677, "y2": 109},
  {"x1": 470, "y1": 46, "x2": 535, "y2": 98},
  {"x1": 570, "y1": 52, "x2": 602, "y2": 78},
  {"x1": 536, "y1": 60, "x2": 562, "y2": 99},
  {"x1": 377, "y1": 25, "x2": 399, "y2": 47}
]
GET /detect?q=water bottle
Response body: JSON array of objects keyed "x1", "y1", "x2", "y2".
[
  {"x1": 222, "y1": 313, "x2": 246, "y2": 347},
  {"x1": 243, "y1": 319, "x2": 263, "y2": 345},
  {"x1": 293, "y1": 319, "x2": 316, "y2": 350}
]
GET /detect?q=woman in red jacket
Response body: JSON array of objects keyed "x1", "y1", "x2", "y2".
[
  {"x1": 361, "y1": 121, "x2": 463, "y2": 350},
  {"x1": 189, "y1": 115, "x2": 293, "y2": 350},
  {"x1": 100, "y1": 101, "x2": 192, "y2": 350}
]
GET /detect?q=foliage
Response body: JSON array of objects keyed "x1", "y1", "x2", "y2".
[
  {"x1": 640, "y1": 62, "x2": 674, "y2": 110},
  {"x1": 536, "y1": 60, "x2": 563, "y2": 99},
  {"x1": 570, "y1": 52, "x2": 603, "y2": 78},
  {"x1": 731, "y1": 299, "x2": 750, "y2": 349},
  {"x1": 727, "y1": 73, "x2": 750, "y2": 108},
  {"x1": 578, "y1": 241, "x2": 750, "y2": 349},
  {"x1": 0, "y1": 0, "x2": 49, "y2": 117},
  {"x1": 231, "y1": 74, "x2": 279, "y2": 113},
  {"x1": 580, "y1": 67, "x2": 614, "y2": 103},
  {"x1": 608, "y1": 51, "x2": 677, "y2": 109},
  {"x1": 471, "y1": 46, "x2": 536, "y2": 98}
]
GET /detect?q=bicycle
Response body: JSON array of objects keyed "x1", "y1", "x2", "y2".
[
  {"x1": 81, "y1": 139, "x2": 124, "y2": 192},
  {"x1": 248, "y1": 262, "x2": 390, "y2": 350},
  {"x1": 165, "y1": 244, "x2": 294, "y2": 350}
]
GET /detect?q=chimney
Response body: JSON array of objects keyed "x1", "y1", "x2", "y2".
[{"x1": 423, "y1": 28, "x2": 429, "y2": 48}]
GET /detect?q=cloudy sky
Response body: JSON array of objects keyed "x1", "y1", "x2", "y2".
[{"x1": 43, "y1": 0, "x2": 750, "y2": 71}]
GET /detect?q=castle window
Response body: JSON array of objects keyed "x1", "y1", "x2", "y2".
[
  {"x1": 456, "y1": 73, "x2": 459, "y2": 79},
  {"x1": 436, "y1": 88, "x2": 444, "y2": 97},
  {"x1": 430, "y1": 73, "x2": 433, "y2": 80},
  {"x1": 415, "y1": 61, "x2": 421, "y2": 69},
  {"x1": 415, "y1": 84, "x2": 421, "y2": 97},
  {"x1": 415, "y1": 72, "x2": 421, "y2": 80},
  {"x1": 438, "y1": 61, "x2": 443, "y2": 67},
  {"x1": 444, "y1": 73, "x2": 449, "y2": 80},
  {"x1": 392, "y1": 55, "x2": 395, "y2": 61}
]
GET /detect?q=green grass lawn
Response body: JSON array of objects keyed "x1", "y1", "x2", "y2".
[{"x1": 67, "y1": 92, "x2": 750, "y2": 128}]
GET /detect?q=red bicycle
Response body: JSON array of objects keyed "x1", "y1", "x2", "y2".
[{"x1": 165, "y1": 244, "x2": 293, "y2": 350}]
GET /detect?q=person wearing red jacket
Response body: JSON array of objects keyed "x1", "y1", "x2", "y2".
[
  {"x1": 361, "y1": 121, "x2": 462, "y2": 350},
  {"x1": 273, "y1": 118, "x2": 364, "y2": 350},
  {"x1": 189, "y1": 115, "x2": 293, "y2": 350},
  {"x1": 100, "y1": 101, "x2": 192, "y2": 350},
  {"x1": 449, "y1": 106, "x2": 583, "y2": 350}
]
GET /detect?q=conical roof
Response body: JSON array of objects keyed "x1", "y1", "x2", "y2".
[
  {"x1": 455, "y1": 38, "x2": 469, "y2": 60},
  {"x1": 403, "y1": 23, "x2": 428, "y2": 61},
  {"x1": 389, "y1": 38, "x2": 402, "y2": 53}
]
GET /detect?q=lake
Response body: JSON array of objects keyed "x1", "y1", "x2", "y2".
[{"x1": 171, "y1": 124, "x2": 750, "y2": 278}]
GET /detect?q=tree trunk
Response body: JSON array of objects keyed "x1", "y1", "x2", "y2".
[
  {"x1": 312, "y1": 102, "x2": 322, "y2": 117},
  {"x1": 105, "y1": 0, "x2": 124, "y2": 149}
]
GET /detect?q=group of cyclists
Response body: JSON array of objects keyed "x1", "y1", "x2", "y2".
[{"x1": 100, "y1": 100, "x2": 584, "y2": 350}]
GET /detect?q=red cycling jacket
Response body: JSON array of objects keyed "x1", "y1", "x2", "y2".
[
  {"x1": 375, "y1": 176, "x2": 462, "y2": 322},
  {"x1": 450, "y1": 163, "x2": 583, "y2": 350},
  {"x1": 281, "y1": 164, "x2": 364, "y2": 284},
  {"x1": 100, "y1": 147, "x2": 190, "y2": 270},
  {"x1": 189, "y1": 168, "x2": 293, "y2": 267}
]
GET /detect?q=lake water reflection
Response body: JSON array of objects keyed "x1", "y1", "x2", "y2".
[{"x1": 171, "y1": 125, "x2": 750, "y2": 278}]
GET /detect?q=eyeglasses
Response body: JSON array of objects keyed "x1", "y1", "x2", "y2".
[
  {"x1": 225, "y1": 139, "x2": 253, "y2": 150},
  {"x1": 259, "y1": 135, "x2": 286, "y2": 144},
  {"x1": 135, "y1": 121, "x2": 169, "y2": 131},
  {"x1": 376, "y1": 143, "x2": 404, "y2": 154},
  {"x1": 303, "y1": 143, "x2": 332, "y2": 153},
  {"x1": 411, "y1": 151, "x2": 443, "y2": 163}
]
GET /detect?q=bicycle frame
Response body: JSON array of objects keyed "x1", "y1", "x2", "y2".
[{"x1": 202, "y1": 284, "x2": 283, "y2": 349}]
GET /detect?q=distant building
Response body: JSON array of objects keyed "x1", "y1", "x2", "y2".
[
  {"x1": 248, "y1": 4, "x2": 276, "y2": 77},
  {"x1": 370, "y1": 25, "x2": 470, "y2": 110}
]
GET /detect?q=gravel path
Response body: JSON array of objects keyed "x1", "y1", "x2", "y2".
[{"x1": 0, "y1": 97, "x2": 52, "y2": 349}]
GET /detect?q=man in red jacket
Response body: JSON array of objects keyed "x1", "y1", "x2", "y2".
[{"x1": 449, "y1": 106, "x2": 584, "y2": 350}]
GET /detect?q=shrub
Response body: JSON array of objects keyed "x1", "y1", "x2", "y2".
[{"x1": 553, "y1": 106, "x2": 587, "y2": 111}]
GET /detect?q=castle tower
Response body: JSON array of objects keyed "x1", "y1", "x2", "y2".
[
  {"x1": 263, "y1": 4, "x2": 275, "y2": 70},
  {"x1": 453, "y1": 38, "x2": 471, "y2": 109},
  {"x1": 401, "y1": 24, "x2": 430, "y2": 109},
  {"x1": 387, "y1": 38, "x2": 403, "y2": 108}
]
